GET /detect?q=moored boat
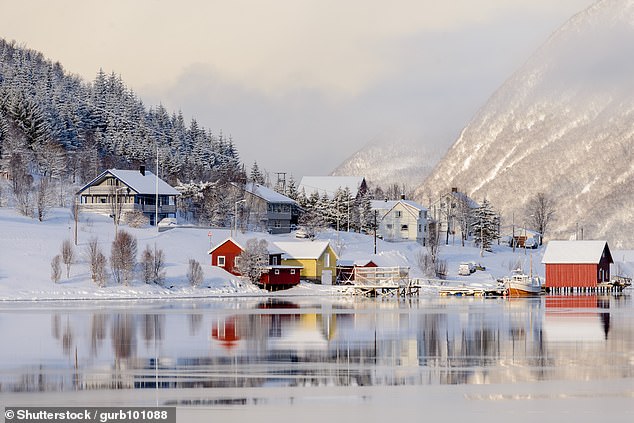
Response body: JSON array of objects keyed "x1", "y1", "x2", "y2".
[{"x1": 503, "y1": 269, "x2": 543, "y2": 296}]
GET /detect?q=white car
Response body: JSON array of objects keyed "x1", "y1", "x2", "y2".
[{"x1": 458, "y1": 263, "x2": 471, "y2": 276}]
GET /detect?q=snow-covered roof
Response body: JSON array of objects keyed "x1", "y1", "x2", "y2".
[
  {"x1": 208, "y1": 236, "x2": 285, "y2": 256},
  {"x1": 371, "y1": 200, "x2": 398, "y2": 211},
  {"x1": 371, "y1": 199, "x2": 427, "y2": 220},
  {"x1": 207, "y1": 237, "x2": 244, "y2": 255},
  {"x1": 299, "y1": 176, "x2": 365, "y2": 199},
  {"x1": 542, "y1": 240, "x2": 613, "y2": 264},
  {"x1": 244, "y1": 182, "x2": 297, "y2": 204},
  {"x1": 78, "y1": 169, "x2": 180, "y2": 196},
  {"x1": 273, "y1": 241, "x2": 335, "y2": 260}
]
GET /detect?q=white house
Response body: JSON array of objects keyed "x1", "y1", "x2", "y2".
[
  {"x1": 371, "y1": 198, "x2": 428, "y2": 244},
  {"x1": 429, "y1": 188, "x2": 479, "y2": 243}
]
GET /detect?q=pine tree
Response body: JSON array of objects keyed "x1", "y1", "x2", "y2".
[
  {"x1": 471, "y1": 199, "x2": 499, "y2": 252},
  {"x1": 286, "y1": 175, "x2": 299, "y2": 200},
  {"x1": 250, "y1": 161, "x2": 265, "y2": 185}
]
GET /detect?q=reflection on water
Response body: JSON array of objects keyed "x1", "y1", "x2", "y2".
[{"x1": 0, "y1": 294, "x2": 632, "y2": 403}]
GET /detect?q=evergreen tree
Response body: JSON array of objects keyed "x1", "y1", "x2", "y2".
[
  {"x1": 471, "y1": 199, "x2": 499, "y2": 252},
  {"x1": 286, "y1": 175, "x2": 299, "y2": 200},
  {"x1": 250, "y1": 161, "x2": 265, "y2": 185}
]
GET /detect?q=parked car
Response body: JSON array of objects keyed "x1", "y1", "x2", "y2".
[
  {"x1": 524, "y1": 238, "x2": 539, "y2": 249},
  {"x1": 295, "y1": 227, "x2": 310, "y2": 239},
  {"x1": 458, "y1": 263, "x2": 472, "y2": 276}
]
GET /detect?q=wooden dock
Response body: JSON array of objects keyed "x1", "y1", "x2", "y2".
[{"x1": 437, "y1": 286, "x2": 507, "y2": 297}]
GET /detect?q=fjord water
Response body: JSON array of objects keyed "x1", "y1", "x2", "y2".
[{"x1": 0, "y1": 294, "x2": 632, "y2": 422}]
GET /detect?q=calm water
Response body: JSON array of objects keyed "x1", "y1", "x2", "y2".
[{"x1": 1, "y1": 294, "x2": 633, "y2": 421}]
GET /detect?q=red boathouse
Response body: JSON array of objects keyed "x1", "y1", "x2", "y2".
[{"x1": 542, "y1": 240, "x2": 613, "y2": 288}]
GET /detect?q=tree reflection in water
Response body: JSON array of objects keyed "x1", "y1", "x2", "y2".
[{"x1": 2, "y1": 295, "x2": 631, "y2": 395}]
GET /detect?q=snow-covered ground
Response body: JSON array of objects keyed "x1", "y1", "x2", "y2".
[{"x1": 1, "y1": 207, "x2": 633, "y2": 301}]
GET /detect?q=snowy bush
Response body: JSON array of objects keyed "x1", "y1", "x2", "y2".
[
  {"x1": 110, "y1": 230, "x2": 137, "y2": 285},
  {"x1": 187, "y1": 259, "x2": 204, "y2": 287},
  {"x1": 51, "y1": 255, "x2": 62, "y2": 283},
  {"x1": 124, "y1": 210, "x2": 149, "y2": 228}
]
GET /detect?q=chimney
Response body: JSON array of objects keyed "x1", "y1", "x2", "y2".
[
  {"x1": 400, "y1": 194, "x2": 405, "y2": 200},
  {"x1": 140, "y1": 165, "x2": 146, "y2": 176},
  {"x1": 451, "y1": 187, "x2": 458, "y2": 193}
]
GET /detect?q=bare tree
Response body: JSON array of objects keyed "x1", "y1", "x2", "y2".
[
  {"x1": 187, "y1": 259, "x2": 204, "y2": 287},
  {"x1": 235, "y1": 238, "x2": 269, "y2": 284},
  {"x1": 61, "y1": 239, "x2": 74, "y2": 278},
  {"x1": 51, "y1": 255, "x2": 62, "y2": 283},
  {"x1": 526, "y1": 192, "x2": 556, "y2": 244},
  {"x1": 426, "y1": 220, "x2": 442, "y2": 267},
  {"x1": 109, "y1": 185, "x2": 128, "y2": 232},
  {"x1": 86, "y1": 237, "x2": 107, "y2": 287},
  {"x1": 152, "y1": 247, "x2": 166, "y2": 286},
  {"x1": 36, "y1": 178, "x2": 53, "y2": 222},
  {"x1": 140, "y1": 245, "x2": 166, "y2": 285},
  {"x1": 110, "y1": 230, "x2": 137, "y2": 285}
]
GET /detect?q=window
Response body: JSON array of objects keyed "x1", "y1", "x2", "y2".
[
  {"x1": 291, "y1": 269, "x2": 296, "y2": 275},
  {"x1": 395, "y1": 210, "x2": 402, "y2": 218},
  {"x1": 387, "y1": 224, "x2": 393, "y2": 229},
  {"x1": 234, "y1": 256, "x2": 241, "y2": 267},
  {"x1": 217, "y1": 256, "x2": 226, "y2": 267},
  {"x1": 324, "y1": 253, "x2": 330, "y2": 268},
  {"x1": 401, "y1": 224, "x2": 408, "y2": 231},
  {"x1": 274, "y1": 269, "x2": 280, "y2": 275},
  {"x1": 272, "y1": 256, "x2": 278, "y2": 265}
]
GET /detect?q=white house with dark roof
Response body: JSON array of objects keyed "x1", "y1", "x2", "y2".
[
  {"x1": 298, "y1": 176, "x2": 367, "y2": 199},
  {"x1": 76, "y1": 167, "x2": 179, "y2": 225},
  {"x1": 242, "y1": 182, "x2": 300, "y2": 234},
  {"x1": 371, "y1": 198, "x2": 428, "y2": 244}
]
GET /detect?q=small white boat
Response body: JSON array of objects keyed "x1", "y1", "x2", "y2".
[{"x1": 503, "y1": 269, "x2": 542, "y2": 296}]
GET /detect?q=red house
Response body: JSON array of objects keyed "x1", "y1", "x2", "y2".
[
  {"x1": 208, "y1": 238, "x2": 302, "y2": 290},
  {"x1": 208, "y1": 238, "x2": 244, "y2": 275},
  {"x1": 542, "y1": 240, "x2": 613, "y2": 288}
]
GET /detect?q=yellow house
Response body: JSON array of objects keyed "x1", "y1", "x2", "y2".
[{"x1": 273, "y1": 241, "x2": 338, "y2": 284}]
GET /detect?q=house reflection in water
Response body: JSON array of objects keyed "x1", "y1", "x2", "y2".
[{"x1": 1, "y1": 296, "x2": 632, "y2": 397}]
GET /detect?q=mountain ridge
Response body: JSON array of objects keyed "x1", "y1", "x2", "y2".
[{"x1": 415, "y1": 0, "x2": 634, "y2": 248}]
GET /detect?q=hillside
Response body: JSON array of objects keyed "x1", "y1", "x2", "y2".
[
  {"x1": 0, "y1": 38, "x2": 240, "y2": 186},
  {"x1": 331, "y1": 133, "x2": 443, "y2": 189},
  {"x1": 416, "y1": 0, "x2": 634, "y2": 248}
]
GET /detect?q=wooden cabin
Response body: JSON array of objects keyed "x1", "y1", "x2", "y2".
[{"x1": 542, "y1": 240, "x2": 613, "y2": 288}]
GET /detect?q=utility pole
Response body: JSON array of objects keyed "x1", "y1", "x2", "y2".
[{"x1": 373, "y1": 210, "x2": 377, "y2": 254}]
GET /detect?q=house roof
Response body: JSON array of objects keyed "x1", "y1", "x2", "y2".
[
  {"x1": 207, "y1": 236, "x2": 285, "y2": 256},
  {"x1": 542, "y1": 240, "x2": 613, "y2": 264},
  {"x1": 244, "y1": 182, "x2": 297, "y2": 204},
  {"x1": 299, "y1": 176, "x2": 365, "y2": 199},
  {"x1": 273, "y1": 241, "x2": 336, "y2": 260},
  {"x1": 77, "y1": 169, "x2": 180, "y2": 196},
  {"x1": 207, "y1": 237, "x2": 244, "y2": 255},
  {"x1": 371, "y1": 199, "x2": 427, "y2": 220}
]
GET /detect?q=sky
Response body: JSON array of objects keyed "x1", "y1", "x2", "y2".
[{"x1": 0, "y1": 0, "x2": 596, "y2": 181}]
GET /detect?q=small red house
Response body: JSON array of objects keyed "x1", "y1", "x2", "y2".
[
  {"x1": 542, "y1": 240, "x2": 613, "y2": 288},
  {"x1": 208, "y1": 238, "x2": 302, "y2": 289},
  {"x1": 208, "y1": 238, "x2": 244, "y2": 275}
]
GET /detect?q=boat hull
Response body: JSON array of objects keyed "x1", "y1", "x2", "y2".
[{"x1": 507, "y1": 285, "x2": 542, "y2": 296}]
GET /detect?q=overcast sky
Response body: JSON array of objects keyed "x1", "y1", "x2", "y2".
[{"x1": 0, "y1": 0, "x2": 596, "y2": 180}]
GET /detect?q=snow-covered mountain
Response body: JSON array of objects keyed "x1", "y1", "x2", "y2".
[
  {"x1": 415, "y1": 0, "x2": 634, "y2": 248},
  {"x1": 331, "y1": 133, "x2": 443, "y2": 189}
]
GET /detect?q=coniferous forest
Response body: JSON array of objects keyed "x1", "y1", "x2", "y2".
[{"x1": 0, "y1": 38, "x2": 242, "y2": 188}]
